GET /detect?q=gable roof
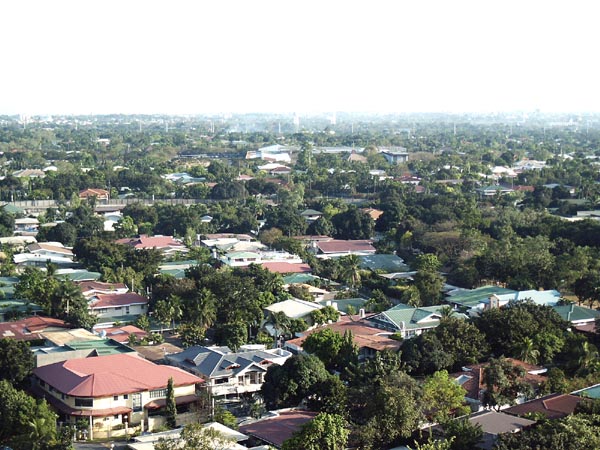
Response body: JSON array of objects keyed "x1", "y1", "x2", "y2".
[
  {"x1": 0, "y1": 316, "x2": 70, "y2": 340},
  {"x1": 369, "y1": 304, "x2": 467, "y2": 332},
  {"x1": 33, "y1": 353, "x2": 202, "y2": 397},
  {"x1": 89, "y1": 292, "x2": 148, "y2": 309},
  {"x1": 239, "y1": 410, "x2": 318, "y2": 448},
  {"x1": 27, "y1": 243, "x2": 74, "y2": 256},
  {"x1": 115, "y1": 235, "x2": 185, "y2": 250},
  {"x1": 167, "y1": 346, "x2": 287, "y2": 379},
  {"x1": 316, "y1": 239, "x2": 375, "y2": 254},
  {"x1": 503, "y1": 393, "x2": 582, "y2": 419},
  {"x1": 260, "y1": 262, "x2": 312, "y2": 274}
]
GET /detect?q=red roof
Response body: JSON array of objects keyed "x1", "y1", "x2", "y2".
[
  {"x1": 287, "y1": 315, "x2": 401, "y2": 352},
  {"x1": 504, "y1": 393, "x2": 582, "y2": 419},
  {"x1": 316, "y1": 239, "x2": 375, "y2": 254},
  {"x1": 0, "y1": 316, "x2": 70, "y2": 341},
  {"x1": 98, "y1": 325, "x2": 148, "y2": 343},
  {"x1": 260, "y1": 262, "x2": 312, "y2": 274},
  {"x1": 33, "y1": 353, "x2": 202, "y2": 398},
  {"x1": 116, "y1": 235, "x2": 185, "y2": 250},
  {"x1": 239, "y1": 410, "x2": 317, "y2": 447},
  {"x1": 90, "y1": 292, "x2": 148, "y2": 309}
]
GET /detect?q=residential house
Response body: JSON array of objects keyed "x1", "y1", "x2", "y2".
[
  {"x1": 461, "y1": 410, "x2": 535, "y2": 450},
  {"x1": 553, "y1": 303, "x2": 600, "y2": 327},
  {"x1": 314, "y1": 239, "x2": 376, "y2": 258},
  {"x1": 263, "y1": 298, "x2": 324, "y2": 333},
  {"x1": 359, "y1": 254, "x2": 408, "y2": 273},
  {"x1": 116, "y1": 235, "x2": 188, "y2": 257},
  {"x1": 166, "y1": 345, "x2": 292, "y2": 399},
  {"x1": 300, "y1": 209, "x2": 323, "y2": 222},
  {"x1": 239, "y1": 410, "x2": 318, "y2": 449},
  {"x1": 476, "y1": 184, "x2": 515, "y2": 198},
  {"x1": 347, "y1": 151, "x2": 367, "y2": 163},
  {"x1": 14, "y1": 242, "x2": 77, "y2": 268},
  {"x1": 0, "y1": 316, "x2": 70, "y2": 342},
  {"x1": 93, "y1": 324, "x2": 148, "y2": 344},
  {"x1": 285, "y1": 314, "x2": 401, "y2": 361},
  {"x1": 452, "y1": 359, "x2": 547, "y2": 412},
  {"x1": 78, "y1": 280, "x2": 129, "y2": 297},
  {"x1": 360, "y1": 208, "x2": 383, "y2": 221},
  {"x1": 79, "y1": 188, "x2": 110, "y2": 202},
  {"x1": 367, "y1": 304, "x2": 468, "y2": 338},
  {"x1": 87, "y1": 292, "x2": 149, "y2": 321},
  {"x1": 445, "y1": 286, "x2": 517, "y2": 311},
  {"x1": 33, "y1": 336, "x2": 136, "y2": 368},
  {"x1": 379, "y1": 147, "x2": 409, "y2": 164},
  {"x1": 13, "y1": 169, "x2": 45, "y2": 178},
  {"x1": 31, "y1": 353, "x2": 203, "y2": 439},
  {"x1": 14, "y1": 217, "x2": 39, "y2": 234},
  {"x1": 503, "y1": 393, "x2": 582, "y2": 419},
  {"x1": 219, "y1": 249, "x2": 304, "y2": 269},
  {"x1": 466, "y1": 289, "x2": 562, "y2": 317}
]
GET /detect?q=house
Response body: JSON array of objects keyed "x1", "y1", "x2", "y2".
[
  {"x1": 466, "y1": 289, "x2": 562, "y2": 317},
  {"x1": 260, "y1": 262, "x2": 312, "y2": 274},
  {"x1": 285, "y1": 314, "x2": 401, "y2": 361},
  {"x1": 503, "y1": 393, "x2": 582, "y2": 419},
  {"x1": 79, "y1": 188, "x2": 110, "y2": 202},
  {"x1": 87, "y1": 292, "x2": 149, "y2": 320},
  {"x1": 379, "y1": 147, "x2": 409, "y2": 164},
  {"x1": 553, "y1": 303, "x2": 600, "y2": 326},
  {"x1": 452, "y1": 359, "x2": 547, "y2": 412},
  {"x1": 14, "y1": 241, "x2": 78, "y2": 268},
  {"x1": 166, "y1": 345, "x2": 292, "y2": 399},
  {"x1": 78, "y1": 280, "x2": 129, "y2": 297},
  {"x1": 299, "y1": 209, "x2": 323, "y2": 222},
  {"x1": 0, "y1": 316, "x2": 70, "y2": 342},
  {"x1": 239, "y1": 410, "x2": 318, "y2": 449},
  {"x1": 219, "y1": 250, "x2": 303, "y2": 268},
  {"x1": 360, "y1": 208, "x2": 383, "y2": 221},
  {"x1": 13, "y1": 169, "x2": 46, "y2": 178},
  {"x1": 263, "y1": 298, "x2": 324, "y2": 333},
  {"x1": 116, "y1": 235, "x2": 188, "y2": 256},
  {"x1": 476, "y1": 184, "x2": 515, "y2": 198},
  {"x1": 92, "y1": 324, "x2": 149, "y2": 344},
  {"x1": 445, "y1": 286, "x2": 517, "y2": 311},
  {"x1": 347, "y1": 151, "x2": 367, "y2": 163},
  {"x1": 314, "y1": 239, "x2": 376, "y2": 258},
  {"x1": 31, "y1": 353, "x2": 203, "y2": 440},
  {"x1": 367, "y1": 304, "x2": 469, "y2": 338},
  {"x1": 461, "y1": 410, "x2": 535, "y2": 450},
  {"x1": 14, "y1": 217, "x2": 39, "y2": 234},
  {"x1": 359, "y1": 254, "x2": 408, "y2": 273}
]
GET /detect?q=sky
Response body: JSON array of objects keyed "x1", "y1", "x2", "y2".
[{"x1": 2, "y1": 0, "x2": 600, "y2": 115}]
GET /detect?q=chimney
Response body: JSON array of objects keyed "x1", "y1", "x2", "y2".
[{"x1": 359, "y1": 308, "x2": 366, "y2": 318}]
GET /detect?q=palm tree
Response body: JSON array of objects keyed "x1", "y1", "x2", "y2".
[
  {"x1": 341, "y1": 254, "x2": 362, "y2": 289},
  {"x1": 191, "y1": 288, "x2": 217, "y2": 330},
  {"x1": 577, "y1": 341, "x2": 600, "y2": 376},
  {"x1": 29, "y1": 417, "x2": 55, "y2": 450},
  {"x1": 439, "y1": 305, "x2": 455, "y2": 320},
  {"x1": 271, "y1": 311, "x2": 291, "y2": 346},
  {"x1": 516, "y1": 337, "x2": 540, "y2": 365}
]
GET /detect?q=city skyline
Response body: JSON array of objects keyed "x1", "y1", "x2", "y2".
[{"x1": 2, "y1": 0, "x2": 599, "y2": 115}]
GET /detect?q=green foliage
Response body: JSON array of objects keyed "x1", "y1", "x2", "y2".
[
  {"x1": 442, "y1": 419, "x2": 483, "y2": 450},
  {"x1": 0, "y1": 338, "x2": 35, "y2": 387},
  {"x1": 482, "y1": 357, "x2": 533, "y2": 410},
  {"x1": 282, "y1": 413, "x2": 349, "y2": 450},
  {"x1": 0, "y1": 380, "x2": 58, "y2": 450},
  {"x1": 422, "y1": 370, "x2": 469, "y2": 423},
  {"x1": 365, "y1": 289, "x2": 392, "y2": 313},
  {"x1": 331, "y1": 207, "x2": 374, "y2": 240},
  {"x1": 261, "y1": 354, "x2": 330, "y2": 409},
  {"x1": 311, "y1": 305, "x2": 340, "y2": 325},
  {"x1": 165, "y1": 377, "x2": 177, "y2": 428},
  {"x1": 213, "y1": 405, "x2": 238, "y2": 429},
  {"x1": 213, "y1": 321, "x2": 247, "y2": 351}
]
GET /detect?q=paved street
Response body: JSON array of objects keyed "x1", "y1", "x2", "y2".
[{"x1": 74, "y1": 443, "x2": 128, "y2": 450}]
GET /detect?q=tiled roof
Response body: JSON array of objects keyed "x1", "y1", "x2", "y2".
[
  {"x1": 78, "y1": 281, "x2": 128, "y2": 293},
  {"x1": 0, "y1": 316, "x2": 69, "y2": 340},
  {"x1": 286, "y1": 315, "x2": 401, "y2": 352},
  {"x1": 316, "y1": 239, "x2": 375, "y2": 254},
  {"x1": 260, "y1": 262, "x2": 312, "y2": 274},
  {"x1": 27, "y1": 243, "x2": 74, "y2": 256},
  {"x1": 96, "y1": 325, "x2": 148, "y2": 343},
  {"x1": 90, "y1": 292, "x2": 148, "y2": 308},
  {"x1": 33, "y1": 353, "x2": 202, "y2": 397},
  {"x1": 239, "y1": 410, "x2": 318, "y2": 448},
  {"x1": 116, "y1": 235, "x2": 185, "y2": 250},
  {"x1": 504, "y1": 393, "x2": 582, "y2": 419}
]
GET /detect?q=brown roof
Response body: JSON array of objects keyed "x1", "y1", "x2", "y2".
[
  {"x1": 0, "y1": 316, "x2": 70, "y2": 341},
  {"x1": 27, "y1": 243, "x2": 73, "y2": 255},
  {"x1": 79, "y1": 188, "x2": 109, "y2": 198},
  {"x1": 504, "y1": 393, "x2": 582, "y2": 419},
  {"x1": 133, "y1": 343, "x2": 184, "y2": 362},
  {"x1": 90, "y1": 292, "x2": 148, "y2": 309},
  {"x1": 33, "y1": 353, "x2": 202, "y2": 397},
  {"x1": 286, "y1": 315, "x2": 402, "y2": 353},
  {"x1": 316, "y1": 239, "x2": 375, "y2": 254},
  {"x1": 360, "y1": 208, "x2": 384, "y2": 221},
  {"x1": 239, "y1": 410, "x2": 317, "y2": 447},
  {"x1": 116, "y1": 235, "x2": 185, "y2": 250},
  {"x1": 98, "y1": 325, "x2": 148, "y2": 343},
  {"x1": 260, "y1": 262, "x2": 312, "y2": 274}
]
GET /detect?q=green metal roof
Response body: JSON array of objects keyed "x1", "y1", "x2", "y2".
[
  {"x1": 159, "y1": 268, "x2": 187, "y2": 279},
  {"x1": 359, "y1": 254, "x2": 409, "y2": 273},
  {"x1": 66, "y1": 338, "x2": 135, "y2": 354},
  {"x1": 574, "y1": 384, "x2": 600, "y2": 399},
  {"x1": 283, "y1": 273, "x2": 318, "y2": 284},
  {"x1": 446, "y1": 286, "x2": 516, "y2": 308},
  {"x1": 317, "y1": 298, "x2": 367, "y2": 314},
  {"x1": 552, "y1": 304, "x2": 600, "y2": 323}
]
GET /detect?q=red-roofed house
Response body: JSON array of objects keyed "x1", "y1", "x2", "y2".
[
  {"x1": 239, "y1": 410, "x2": 318, "y2": 448},
  {"x1": 78, "y1": 281, "x2": 129, "y2": 298},
  {"x1": 88, "y1": 292, "x2": 148, "y2": 319},
  {"x1": 115, "y1": 235, "x2": 188, "y2": 256},
  {"x1": 260, "y1": 262, "x2": 312, "y2": 274},
  {"x1": 79, "y1": 188, "x2": 109, "y2": 201},
  {"x1": 0, "y1": 316, "x2": 70, "y2": 341},
  {"x1": 32, "y1": 353, "x2": 203, "y2": 439},
  {"x1": 315, "y1": 239, "x2": 376, "y2": 258},
  {"x1": 94, "y1": 324, "x2": 149, "y2": 344}
]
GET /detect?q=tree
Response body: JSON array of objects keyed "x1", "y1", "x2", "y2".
[
  {"x1": 36, "y1": 221, "x2": 77, "y2": 247},
  {"x1": 213, "y1": 405, "x2": 237, "y2": 429},
  {"x1": 165, "y1": 377, "x2": 177, "y2": 428},
  {"x1": 155, "y1": 423, "x2": 234, "y2": 450},
  {"x1": 261, "y1": 354, "x2": 330, "y2": 409},
  {"x1": 282, "y1": 413, "x2": 349, "y2": 450},
  {"x1": 339, "y1": 254, "x2": 363, "y2": 289},
  {"x1": 0, "y1": 380, "x2": 58, "y2": 450},
  {"x1": 422, "y1": 370, "x2": 469, "y2": 424},
  {"x1": 573, "y1": 271, "x2": 600, "y2": 307},
  {"x1": 0, "y1": 338, "x2": 35, "y2": 387},
  {"x1": 311, "y1": 306, "x2": 340, "y2": 325},
  {"x1": 303, "y1": 329, "x2": 343, "y2": 370},
  {"x1": 482, "y1": 358, "x2": 533, "y2": 411},
  {"x1": 442, "y1": 419, "x2": 483, "y2": 450},
  {"x1": 213, "y1": 322, "x2": 247, "y2": 351},
  {"x1": 365, "y1": 289, "x2": 392, "y2": 313},
  {"x1": 331, "y1": 207, "x2": 374, "y2": 240}
]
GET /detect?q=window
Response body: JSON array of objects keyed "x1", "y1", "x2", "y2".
[
  {"x1": 123, "y1": 394, "x2": 129, "y2": 400},
  {"x1": 114, "y1": 415, "x2": 119, "y2": 420},
  {"x1": 75, "y1": 398, "x2": 93, "y2": 407},
  {"x1": 132, "y1": 393, "x2": 142, "y2": 412},
  {"x1": 114, "y1": 395, "x2": 118, "y2": 401},
  {"x1": 150, "y1": 389, "x2": 167, "y2": 399},
  {"x1": 214, "y1": 378, "x2": 229, "y2": 385},
  {"x1": 114, "y1": 307, "x2": 122, "y2": 311}
]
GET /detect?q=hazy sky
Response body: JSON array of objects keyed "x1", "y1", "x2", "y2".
[{"x1": 2, "y1": 0, "x2": 599, "y2": 115}]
